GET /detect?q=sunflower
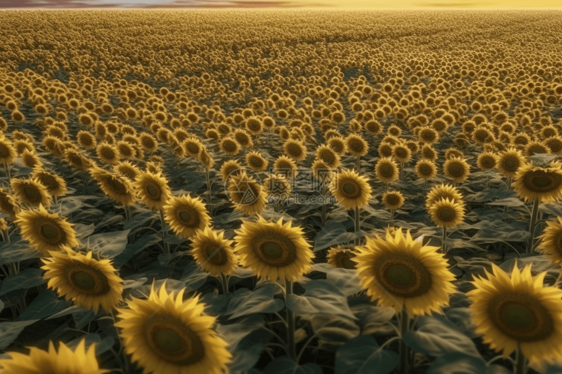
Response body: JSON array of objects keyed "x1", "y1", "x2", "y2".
[
  {"x1": 114, "y1": 161, "x2": 141, "y2": 180},
  {"x1": 468, "y1": 263, "x2": 562, "y2": 364},
  {"x1": 116, "y1": 141, "x2": 135, "y2": 160},
  {"x1": 327, "y1": 136, "x2": 347, "y2": 156},
  {"x1": 21, "y1": 149, "x2": 42, "y2": 169},
  {"x1": 525, "y1": 141, "x2": 549, "y2": 158},
  {"x1": 233, "y1": 129, "x2": 254, "y2": 148},
  {"x1": 15, "y1": 204, "x2": 78, "y2": 255},
  {"x1": 392, "y1": 144, "x2": 412, "y2": 163},
  {"x1": 537, "y1": 217, "x2": 562, "y2": 265},
  {"x1": 96, "y1": 142, "x2": 119, "y2": 165},
  {"x1": 146, "y1": 161, "x2": 162, "y2": 175},
  {"x1": 418, "y1": 127, "x2": 439, "y2": 144},
  {"x1": 0, "y1": 136, "x2": 16, "y2": 165},
  {"x1": 375, "y1": 157, "x2": 399, "y2": 184},
  {"x1": 198, "y1": 148, "x2": 215, "y2": 169},
  {"x1": 64, "y1": 149, "x2": 92, "y2": 172},
  {"x1": 415, "y1": 159, "x2": 437, "y2": 181},
  {"x1": 330, "y1": 169, "x2": 372, "y2": 210},
  {"x1": 191, "y1": 227, "x2": 238, "y2": 276},
  {"x1": 428, "y1": 198, "x2": 465, "y2": 228},
  {"x1": 545, "y1": 136, "x2": 562, "y2": 155},
  {"x1": 315, "y1": 144, "x2": 341, "y2": 169},
  {"x1": 134, "y1": 171, "x2": 172, "y2": 211},
  {"x1": 513, "y1": 163, "x2": 562, "y2": 203},
  {"x1": 0, "y1": 339, "x2": 108, "y2": 374},
  {"x1": 382, "y1": 190, "x2": 405, "y2": 211},
  {"x1": 0, "y1": 190, "x2": 19, "y2": 219},
  {"x1": 425, "y1": 184, "x2": 464, "y2": 210},
  {"x1": 31, "y1": 168, "x2": 67, "y2": 197},
  {"x1": 421, "y1": 144, "x2": 438, "y2": 162},
  {"x1": 140, "y1": 133, "x2": 158, "y2": 152},
  {"x1": 183, "y1": 138, "x2": 203, "y2": 158},
  {"x1": 163, "y1": 195, "x2": 211, "y2": 239},
  {"x1": 234, "y1": 216, "x2": 315, "y2": 282},
  {"x1": 245, "y1": 151, "x2": 269, "y2": 173},
  {"x1": 42, "y1": 246, "x2": 123, "y2": 314},
  {"x1": 496, "y1": 147, "x2": 525, "y2": 178},
  {"x1": 11, "y1": 178, "x2": 52, "y2": 207},
  {"x1": 346, "y1": 134, "x2": 369, "y2": 157},
  {"x1": 283, "y1": 140, "x2": 307, "y2": 163},
  {"x1": 14, "y1": 139, "x2": 34, "y2": 155},
  {"x1": 477, "y1": 152, "x2": 497, "y2": 171},
  {"x1": 263, "y1": 174, "x2": 292, "y2": 197},
  {"x1": 274, "y1": 155, "x2": 298, "y2": 180},
  {"x1": 219, "y1": 137, "x2": 240, "y2": 156},
  {"x1": 227, "y1": 171, "x2": 267, "y2": 216},
  {"x1": 115, "y1": 283, "x2": 232, "y2": 374},
  {"x1": 443, "y1": 156, "x2": 471, "y2": 184},
  {"x1": 219, "y1": 160, "x2": 243, "y2": 183},
  {"x1": 354, "y1": 228, "x2": 456, "y2": 316},
  {"x1": 327, "y1": 246, "x2": 357, "y2": 269},
  {"x1": 90, "y1": 167, "x2": 136, "y2": 206},
  {"x1": 245, "y1": 116, "x2": 264, "y2": 135}
]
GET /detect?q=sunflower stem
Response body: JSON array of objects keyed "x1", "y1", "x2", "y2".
[
  {"x1": 4, "y1": 162, "x2": 11, "y2": 193},
  {"x1": 158, "y1": 209, "x2": 170, "y2": 254},
  {"x1": 354, "y1": 207, "x2": 360, "y2": 246},
  {"x1": 527, "y1": 198, "x2": 540, "y2": 254},
  {"x1": 400, "y1": 162, "x2": 404, "y2": 180},
  {"x1": 220, "y1": 273, "x2": 229, "y2": 294},
  {"x1": 205, "y1": 167, "x2": 213, "y2": 216},
  {"x1": 514, "y1": 343, "x2": 527, "y2": 374},
  {"x1": 285, "y1": 280, "x2": 296, "y2": 361},
  {"x1": 124, "y1": 205, "x2": 130, "y2": 222},
  {"x1": 356, "y1": 156, "x2": 360, "y2": 172},
  {"x1": 399, "y1": 308, "x2": 411, "y2": 374}
]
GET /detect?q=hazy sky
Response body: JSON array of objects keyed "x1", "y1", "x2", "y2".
[{"x1": 0, "y1": 0, "x2": 561, "y2": 8}]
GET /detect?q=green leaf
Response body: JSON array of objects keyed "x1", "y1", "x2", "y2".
[
  {"x1": 429, "y1": 352, "x2": 487, "y2": 374},
  {"x1": 286, "y1": 280, "x2": 357, "y2": 320},
  {"x1": 263, "y1": 356, "x2": 323, "y2": 374},
  {"x1": 46, "y1": 305, "x2": 83, "y2": 320},
  {"x1": 123, "y1": 211, "x2": 157, "y2": 231},
  {"x1": 0, "y1": 268, "x2": 46, "y2": 296},
  {"x1": 349, "y1": 299, "x2": 396, "y2": 336},
  {"x1": 74, "y1": 223, "x2": 96, "y2": 241},
  {"x1": 114, "y1": 232, "x2": 161, "y2": 267},
  {"x1": 230, "y1": 329, "x2": 271, "y2": 374},
  {"x1": 403, "y1": 315, "x2": 480, "y2": 358},
  {"x1": 0, "y1": 320, "x2": 38, "y2": 349},
  {"x1": 309, "y1": 314, "x2": 360, "y2": 346},
  {"x1": 326, "y1": 268, "x2": 363, "y2": 297},
  {"x1": 313, "y1": 221, "x2": 349, "y2": 252},
  {"x1": 88, "y1": 230, "x2": 130, "y2": 258},
  {"x1": 17, "y1": 290, "x2": 71, "y2": 321},
  {"x1": 0, "y1": 239, "x2": 41, "y2": 267},
  {"x1": 217, "y1": 314, "x2": 266, "y2": 351},
  {"x1": 227, "y1": 283, "x2": 285, "y2": 320},
  {"x1": 335, "y1": 335, "x2": 399, "y2": 374},
  {"x1": 486, "y1": 197, "x2": 525, "y2": 207}
]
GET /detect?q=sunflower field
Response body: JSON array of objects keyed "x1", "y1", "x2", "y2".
[{"x1": 1, "y1": 8, "x2": 562, "y2": 374}]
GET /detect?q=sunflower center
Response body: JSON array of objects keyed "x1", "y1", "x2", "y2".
[
  {"x1": 102, "y1": 148, "x2": 115, "y2": 160},
  {"x1": 420, "y1": 164, "x2": 432, "y2": 175},
  {"x1": 145, "y1": 316, "x2": 205, "y2": 365},
  {"x1": 205, "y1": 244, "x2": 227, "y2": 265},
  {"x1": 223, "y1": 141, "x2": 237, "y2": 152},
  {"x1": 380, "y1": 164, "x2": 394, "y2": 178},
  {"x1": 0, "y1": 143, "x2": 10, "y2": 158},
  {"x1": 375, "y1": 253, "x2": 432, "y2": 298},
  {"x1": 24, "y1": 186, "x2": 40, "y2": 202},
  {"x1": 255, "y1": 232, "x2": 297, "y2": 268},
  {"x1": 41, "y1": 223, "x2": 59, "y2": 240},
  {"x1": 109, "y1": 178, "x2": 126, "y2": 194},
  {"x1": 71, "y1": 271, "x2": 95, "y2": 290},
  {"x1": 395, "y1": 148, "x2": 407, "y2": 158},
  {"x1": 177, "y1": 206, "x2": 199, "y2": 227},
  {"x1": 438, "y1": 207, "x2": 455, "y2": 221},
  {"x1": 287, "y1": 143, "x2": 302, "y2": 157},
  {"x1": 523, "y1": 170, "x2": 562, "y2": 192},
  {"x1": 341, "y1": 256, "x2": 355, "y2": 269},
  {"x1": 503, "y1": 157, "x2": 519, "y2": 171},
  {"x1": 187, "y1": 143, "x2": 200, "y2": 154},
  {"x1": 320, "y1": 150, "x2": 335, "y2": 165},
  {"x1": 146, "y1": 183, "x2": 161, "y2": 199},
  {"x1": 386, "y1": 194, "x2": 400, "y2": 205},
  {"x1": 448, "y1": 163, "x2": 464, "y2": 177},
  {"x1": 250, "y1": 157, "x2": 263, "y2": 168},
  {"x1": 349, "y1": 140, "x2": 364, "y2": 153},
  {"x1": 489, "y1": 293, "x2": 554, "y2": 342},
  {"x1": 67, "y1": 264, "x2": 110, "y2": 295}
]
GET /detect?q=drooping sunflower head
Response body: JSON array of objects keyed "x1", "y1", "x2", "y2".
[
  {"x1": 219, "y1": 160, "x2": 243, "y2": 183},
  {"x1": 219, "y1": 137, "x2": 240, "y2": 156},
  {"x1": 445, "y1": 148, "x2": 464, "y2": 160},
  {"x1": 134, "y1": 171, "x2": 172, "y2": 211},
  {"x1": 382, "y1": 190, "x2": 405, "y2": 211},
  {"x1": 198, "y1": 147, "x2": 215, "y2": 169},
  {"x1": 234, "y1": 216, "x2": 315, "y2": 282},
  {"x1": 311, "y1": 159, "x2": 334, "y2": 185},
  {"x1": 421, "y1": 144, "x2": 437, "y2": 162},
  {"x1": 115, "y1": 283, "x2": 232, "y2": 374},
  {"x1": 31, "y1": 168, "x2": 67, "y2": 197},
  {"x1": 0, "y1": 339, "x2": 109, "y2": 374},
  {"x1": 90, "y1": 167, "x2": 137, "y2": 207},
  {"x1": 345, "y1": 134, "x2": 369, "y2": 157},
  {"x1": 283, "y1": 140, "x2": 307, "y2": 163},
  {"x1": 537, "y1": 216, "x2": 562, "y2": 266},
  {"x1": 477, "y1": 151, "x2": 498, "y2": 171},
  {"x1": 425, "y1": 183, "x2": 464, "y2": 210},
  {"x1": 64, "y1": 148, "x2": 92, "y2": 172},
  {"x1": 227, "y1": 171, "x2": 267, "y2": 216},
  {"x1": 415, "y1": 159, "x2": 437, "y2": 181},
  {"x1": 11, "y1": 177, "x2": 52, "y2": 207},
  {"x1": 375, "y1": 157, "x2": 399, "y2": 184},
  {"x1": 42, "y1": 246, "x2": 123, "y2": 314},
  {"x1": 354, "y1": 228, "x2": 456, "y2": 316},
  {"x1": 0, "y1": 137, "x2": 16, "y2": 165},
  {"x1": 274, "y1": 155, "x2": 298, "y2": 180},
  {"x1": 15, "y1": 204, "x2": 78, "y2": 256},
  {"x1": 21, "y1": 149, "x2": 42, "y2": 169},
  {"x1": 191, "y1": 226, "x2": 238, "y2": 276},
  {"x1": 330, "y1": 169, "x2": 372, "y2": 210},
  {"x1": 525, "y1": 141, "x2": 550, "y2": 158},
  {"x1": 163, "y1": 194, "x2": 212, "y2": 239},
  {"x1": 96, "y1": 142, "x2": 119, "y2": 165},
  {"x1": 116, "y1": 141, "x2": 135, "y2": 160},
  {"x1": 246, "y1": 151, "x2": 269, "y2": 173},
  {"x1": 114, "y1": 161, "x2": 141, "y2": 181},
  {"x1": 468, "y1": 263, "x2": 562, "y2": 364},
  {"x1": 513, "y1": 163, "x2": 562, "y2": 203},
  {"x1": 443, "y1": 156, "x2": 471, "y2": 184},
  {"x1": 263, "y1": 174, "x2": 292, "y2": 197},
  {"x1": 0, "y1": 190, "x2": 19, "y2": 219},
  {"x1": 428, "y1": 198, "x2": 465, "y2": 228},
  {"x1": 315, "y1": 144, "x2": 341, "y2": 169},
  {"x1": 327, "y1": 136, "x2": 347, "y2": 156},
  {"x1": 327, "y1": 246, "x2": 357, "y2": 269}
]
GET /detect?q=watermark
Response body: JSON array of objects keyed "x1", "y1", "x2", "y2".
[{"x1": 224, "y1": 167, "x2": 338, "y2": 206}]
